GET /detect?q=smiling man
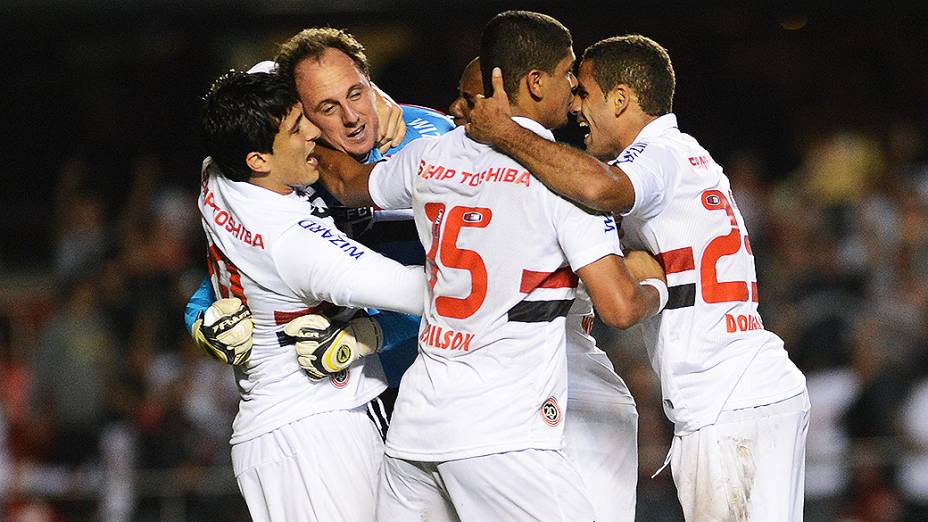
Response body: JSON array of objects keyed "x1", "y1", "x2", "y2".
[
  {"x1": 307, "y1": 12, "x2": 667, "y2": 521},
  {"x1": 467, "y1": 35, "x2": 809, "y2": 521},
  {"x1": 276, "y1": 27, "x2": 452, "y2": 165},
  {"x1": 186, "y1": 28, "x2": 454, "y2": 388},
  {"x1": 197, "y1": 70, "x2": 428, "y2": 521},
  {"x1": 448, "y1": 56, "x2": 641, "y2": 522}
]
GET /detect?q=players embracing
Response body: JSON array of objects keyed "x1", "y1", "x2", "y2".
[
  {"x1": 189, "y1": 11, "x2": 808, "y2": 522},
  {"x1": 468, "y1": 31, "x2": 809, "y2": 521}
]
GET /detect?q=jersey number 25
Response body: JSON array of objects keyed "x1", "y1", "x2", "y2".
[{"x1": 424, "y1": 203, "x2": 493, "y2": 319}]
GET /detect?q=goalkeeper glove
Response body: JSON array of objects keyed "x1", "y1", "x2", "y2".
[
  {"x1": 282, "y1": 314, "x2": 383, "y2": 380},
  {"x1": 191, "y1": 298, "x2": 254, "y2": 365}
]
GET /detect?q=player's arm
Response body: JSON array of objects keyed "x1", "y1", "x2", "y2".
[
  {"x1": 317, "y1": 127, "x2": 428, "y2": 209},
  {"x1": 282, "y1": 309, "x2": 421, "y2": 380},
  {"x1": 555, "y1": 198, "x2": 665, "y2": 329},
  {"x1": 576, "y1": 254, "x2": 666, "y2": 329},
  {"x1": 467, "y1": 67, "x2": 634, "y2": 213},
  {"x1": 315, "y1": 145, "x2": 377, "y2": 207},
  {"x1": 184, "y1": 275, "x2": 216, "y2": 333},
  {"x1": 276, "y1": 218, "x2": 424, "y2": 316},
  {"x1": 185, "y1": 275, "x2": 254, "y2": 365}
]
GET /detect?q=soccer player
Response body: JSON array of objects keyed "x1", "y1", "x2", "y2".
[
  {"x1": 310, "y1": 11, "x2": 667, "y2": 521},
  {"x1": 186, "y1": 28, "x2": 454, "y2": 385},
  {"x1": 197, "y1": 70, "x2": 426, "y2": 521},
  {"x1": 467, "y1": 35, "x2": 809, "y2": 521},
  {"x1": 449, "y1": 56, "x2": 640, "y2": 522}
]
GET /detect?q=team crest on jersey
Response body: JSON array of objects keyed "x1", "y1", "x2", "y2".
[
  {"x1": 331, "y1": 370, "x2": 350, "y2": 388},
  {"x1": 541, "y1": 397, "x2": 561, "y2": 426}
]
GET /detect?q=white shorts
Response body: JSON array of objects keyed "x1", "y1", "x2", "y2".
[
  {"x1": 565, "y1": 398, "x2": 638, "y2": 522},
  {"x1": 670, "y1": 391, "x2": 810, "y2": 521},
  {"x1": 377, "y1": 449, "x2": 594, "y2": 522},
  {"x1": 232, "y1": 405, "x2": 385, "y2": 522}
]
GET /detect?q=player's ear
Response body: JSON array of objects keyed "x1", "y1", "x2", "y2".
[
  {"x1": 525, "y1": 69, "x2": 545, "y2": 101},
  {"x1": 246, "y1": 151, "x2": 272, "y2": 174},
  {"x1": 610, "y1": 84, "x2": 630, "y2": 117}
]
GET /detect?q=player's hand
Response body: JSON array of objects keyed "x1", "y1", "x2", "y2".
[
  {"x1": 191, "y1": 298, "x2": 254, "y2": 365},
  {"x1": 466, "y1": 67, "x2": 516, "y2": 145},
  {"x1": 283, "y1": 314, "x2": 383, "y2": 380},
  {"x1": 372, "y1": 83, "x2": 406, "y2": 154},
  {"x1": 624, "y1": 250, "x2": 666, "y2": 283}
]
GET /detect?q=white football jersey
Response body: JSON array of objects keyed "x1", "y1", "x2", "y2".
[
  {"x1": 198, "y1": 159, "x2": 425, "y2": 445},
  {"x1": 566, "y1": 285, "x2": 635, "y2": 405},
  {"x1": 616, "y1": 114, "x2": 805, "y2": 435},
  {"x1": 369, "y1": 119, "x2": 622, "y2": 461}
]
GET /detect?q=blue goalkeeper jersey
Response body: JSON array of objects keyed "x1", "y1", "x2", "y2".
[{"x1": 186, "y1": 105, "x2": 453, "y2": 386}]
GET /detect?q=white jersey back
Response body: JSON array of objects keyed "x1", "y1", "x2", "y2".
[
  {"x1": 617, "y1": 115, "x2": 805, "y2": 434},
  {"x1": 199, "y1": 159, "x2": 421, "y2": 445},
  {"x1": 369, "y1": 120, "x2": 622, "y2": 461}
]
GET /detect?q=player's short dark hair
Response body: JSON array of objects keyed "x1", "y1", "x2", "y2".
[
  {"x1": 200, "y1": 70, "x2": 299, "y2": 182},
  {"x1": 582, "y1": 35, "x2": 675, "y2": 116},
  {"x1": 479, "y1": 10, "x2": 572, "y2": 102},
  {"x1": 276, "y1": 27, "x2": 370, "y2": 90}
]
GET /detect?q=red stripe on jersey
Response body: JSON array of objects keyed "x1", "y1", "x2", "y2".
[
  {"x1": 657, "y1": 247, "x2": 695, "y2": 274},
  {"x1": 581, "y1": 314, "x2": 595, "y2": 335},
  {"x1": 520, "y1": 267, "x2": 579, "y2": 294},
  {"x1": 228, "y1": 264, "x2": 247, "y2": 305},
  {"x1": 274, "y1": 303, "x2": 335, "y2": 325}
]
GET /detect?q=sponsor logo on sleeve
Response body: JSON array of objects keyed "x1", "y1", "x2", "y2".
[
  {"x1": 297, "y1": 219, "x2": 366, "y2": 259},
  {"x1": 603, "y1": 215, "x2": 617, "y2": 233},
  {"x1": 688, "y1": 155, "x2": 712, "y2": 169},
  {"x1": 617, "y1": 142, "x2": 648, "y2": 164}
]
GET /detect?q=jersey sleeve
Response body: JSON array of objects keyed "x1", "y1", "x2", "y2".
[
  {"x1": 184, "y1": 275, "x2": 216, "y2": 333},
  {"x1": 274, "y1": 216, "x2": 425, "y2": 316},
  {"x1": 611, "y1": 141, "x2": 671, "y2": 220},
  {"x1": 551, "y1": 196, "x2": 623, "y2": 271},
  {"x1": 368, "y1": 136, "x2": 432, "y2": 210}
]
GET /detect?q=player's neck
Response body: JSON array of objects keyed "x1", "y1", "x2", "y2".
[
  {"x1": 248, "y1": 173, "x2": 294, "y2": 195},
  {"x1": 509, "y1": 103, "x2": 548, "y2": 129},
  {"x1": 618, "y1": 112, "x2": 659, "y2": 151}
]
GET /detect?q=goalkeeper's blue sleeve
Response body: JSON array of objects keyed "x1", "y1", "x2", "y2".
[
  {"x1": 370, "y1": 310, "x2": 421, "y2": 387},
  {"x1": 184, "y1": 276, "x2": 216, "y2": 333}
]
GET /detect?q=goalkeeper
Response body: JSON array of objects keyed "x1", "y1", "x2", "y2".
[
  {"x1": 196, "y1": 68, "x2": 426, "y2": 521},
  {"x1": 186, "y1": 30, "x2": 453, "y2": 386}
]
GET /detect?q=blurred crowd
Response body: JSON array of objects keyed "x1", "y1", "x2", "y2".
[
  {"x1": 0, "y1": 156, "x2": 245, "y2": 520},
  {"x1": 2, "y1": 49, "x2": 927, "y2": 522}
]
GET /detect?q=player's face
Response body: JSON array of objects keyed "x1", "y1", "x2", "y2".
[
  {"x1": 573, "y1": 59, "x2": 623, "y2": 160},
  {"x1": 449, "y1": 59, "x2": 483, "y2": 127},
  {"x1": 539, "y1": 49, "x2": 577, "y2": 130},
  {"x1": 294, "y1": 48, "x2": 378, "y2": 160},
  {"x1": 269, "y1": 104, "x2": 323, "y2": 187}
]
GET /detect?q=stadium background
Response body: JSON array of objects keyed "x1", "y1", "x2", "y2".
[{"x1": 2, "y1": 1, "x2": 927, "y2": 520}]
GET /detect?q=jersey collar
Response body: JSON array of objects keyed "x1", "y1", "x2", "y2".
[
  {"x1": 633, "y1": 113, "x2": 678, "y2": 142},
  {"x1": 364, "y1": 148, "x2": 381, "y2": 164},
  {"x1": 512, "y1": 116, "x2": 556, "y2": 142}
]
